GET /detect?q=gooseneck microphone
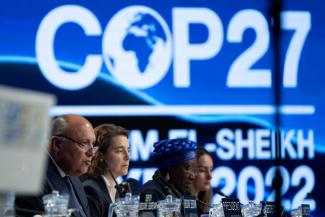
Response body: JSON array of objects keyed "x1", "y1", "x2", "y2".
[
  {"x1": 196, "y1": 189, "x2": 229, "y2": 210},
  {"x1": 99, "y1": 159, "x2": 129, "y2": 197},
  {"x1": 108, "y1": 167, "x2": 129, "y2": 197},
  {"x1": 214, "y1": 189, "x2": 229, "y2": 198},
  {"x1": 120, "y1": 178, "x2": 140, "y2": 193},
  {"x1": 196, "y1": 199, "x2": 214, "y2": 209}
]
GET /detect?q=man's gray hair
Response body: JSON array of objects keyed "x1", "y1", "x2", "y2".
[{"x1": 51, "y1": 115, "x2": 70, "y2": 136}]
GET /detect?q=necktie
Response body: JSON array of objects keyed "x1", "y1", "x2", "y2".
[{"x1": 64, "y1": 176, "x2": 87, "y2": 217}]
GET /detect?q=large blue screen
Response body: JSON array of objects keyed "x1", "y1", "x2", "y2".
[{"x1": 1, "y1": 0, "x2": 324, "y2": 216}]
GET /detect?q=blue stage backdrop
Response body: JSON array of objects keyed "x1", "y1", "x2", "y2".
[{"x1": 1, "y1": 0, "x2": 324, "y2": 216}]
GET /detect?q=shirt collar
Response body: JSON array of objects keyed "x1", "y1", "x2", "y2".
[
  {"x1": 102, "y1": 175, "x2": 113, "y2": 187},
  {"x1": 102, "y1": 175, "x2": 117, "y2": 202}
]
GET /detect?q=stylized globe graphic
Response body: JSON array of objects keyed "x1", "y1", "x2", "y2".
[{"x1": 102, "y1": 6, "x2": 172, "y2": 88}]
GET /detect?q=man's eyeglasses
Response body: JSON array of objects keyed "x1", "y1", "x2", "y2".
[{"x1": 54, "y1": 135, "x2": 98, "y2": 153}]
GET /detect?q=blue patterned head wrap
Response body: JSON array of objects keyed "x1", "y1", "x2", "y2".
[{"x1": 150, "y1": 138, "x2": 198, "y2": 168}]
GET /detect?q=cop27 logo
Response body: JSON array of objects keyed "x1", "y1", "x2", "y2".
[{"x1": 36, "y1": 5, "x2": 311, "y2": 90}]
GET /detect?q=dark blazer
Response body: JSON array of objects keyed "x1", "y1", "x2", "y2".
[
  {"x1": 138, "y1": 179, "x2": 174, "y2": 204},
  {"x1": 15, "y1": 156, "x2": 91, "y2": 217},
  {"x1": 83, "y1": 176, "x2": 114, "y2": 217}
]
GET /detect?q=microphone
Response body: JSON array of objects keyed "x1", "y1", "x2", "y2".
[
  {"x1": 119, "y1": 178, "x2": 140, "y2": 194},
  {"x1": 98, "y1": 159, "x2": 129, "y2": 196},
  {"x1": 214, "y1": 189, "x2": 229, "y2": 198},
  {"x1": 195, "y1": 189, "x2": 229, "y2": 210},
  {"x1": 196, "y1": 198, "x2": 214, "y2": 209}
]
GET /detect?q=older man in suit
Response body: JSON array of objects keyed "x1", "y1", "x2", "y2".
[{"x1": 15, "y1": 114, "x2": 96, "y2": 217}]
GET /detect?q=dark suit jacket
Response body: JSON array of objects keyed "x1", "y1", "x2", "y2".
[
  {"x1": 83, "y1": 176, "x2": 115, "y2": 217},
  {"x1": 15, "y1": 156, "x2": 91, "y2": 217}
]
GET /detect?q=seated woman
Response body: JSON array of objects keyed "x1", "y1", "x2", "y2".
[
  {"x1": 83, "y1": 124, "x2": 130, "y2": 217},
  {"x1": 192, "y1": 147, "x2": 214, "y2": 215},
  {"x1": 138, "y1": 138, "x2": 198, "y2": 202}
]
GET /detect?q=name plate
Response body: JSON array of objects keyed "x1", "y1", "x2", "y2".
[
  {"x1": 0, "y1": 86, "x2": 55, "y2": 193},
  {"x1": 301, "y1": 204, "x2": 311, "y2": 217},
  {"x1": 139, "y1": 202, "x2": 158, "y2": 211},
  {"x1": 221, "y1": 198, "x2": 242, "y2": 217},
  {"x1": 263, "y1": 201, "x2": 283, "y2": 217},
  {"x1": 139, "y1": 194, "x2": 157, "y2": 210},
  {"x1": 182, "y1": 195, "x2": 198, "y2": 217}
]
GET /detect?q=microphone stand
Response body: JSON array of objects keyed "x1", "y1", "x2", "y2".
[
  {"x1": 107, "y1": 168, "x2": 128, "y2": 197},
  {"x1": 269, "y1": 0, "x2": 283, "y2": 216},
  {"x1": 100, "y1": 159, "x2": 128, "y2": 197},
  {"x1": 196, "y1": 189, "x2": 230, "y2": 211},
  {"x1": 214, "y1": 189, "x2": 230, "y2": 199}
]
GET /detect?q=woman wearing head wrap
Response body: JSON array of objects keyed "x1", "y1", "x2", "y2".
[{"x1": 138, "y1": 138, "x2": 198, "y2": 202}]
